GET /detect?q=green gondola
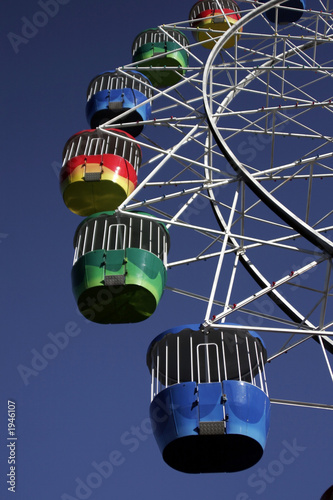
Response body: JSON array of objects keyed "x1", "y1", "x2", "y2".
[
  {"x1": 71, "y1": 211, "x2": 170, "y2": 324},
  {"x1": 132, "y1": 28, "x2": 189, "y2": 88}
]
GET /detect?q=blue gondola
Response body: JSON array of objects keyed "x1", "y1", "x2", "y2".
[
  {"x1": 146, "y1": 324, "x2": 271, "y2": 473},
  {"x1": 262, "y1": 0, "x2": 306, "y2": 24},
  {"x1": 86, "y1": 69, "x2": 153, "y2": 137}
]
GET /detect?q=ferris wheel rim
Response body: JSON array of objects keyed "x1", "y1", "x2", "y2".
[
  {"x1": 202, "y1": 0, "x2": 333, "y2": 256},
  {"x1": 193, "y1": 0, "x2": 333, "y2": 354}
]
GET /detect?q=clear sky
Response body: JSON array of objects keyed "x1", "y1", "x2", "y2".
[{"x1": 1, "y1": 1, "x2": 332, "y2": 499}]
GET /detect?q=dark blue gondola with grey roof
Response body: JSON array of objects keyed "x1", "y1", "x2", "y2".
[{"x1": 262, "y1": 0, "x2": 306, "y2": 24}]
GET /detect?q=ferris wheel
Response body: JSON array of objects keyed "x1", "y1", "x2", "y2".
[{"x1": 60, "y1": 0, "x2": 333, "y2": 473}]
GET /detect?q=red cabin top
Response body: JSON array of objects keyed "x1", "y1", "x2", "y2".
[{"x1": 189, "y1": 0, "x2": 241, "y2": 24}]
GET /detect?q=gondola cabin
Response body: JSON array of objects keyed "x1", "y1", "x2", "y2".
[
  {"x1": 147, "y1": 324, "x2": 270, "y2": 473},
  {"x1": 262, "y1": 0, "x2": 306, "y2": 24},
  {"x1": 60, "y1": 129, "x2": 141, "y2": 216},
  {"x1": 86, "y1": 70, "x2": 153, "y2": 137},
  {"x1": 72, "y1": 211, "x2": 170, "y2": 324},
  {"x1": 189, "y1": 0, "x2": 242, "y2": 49},
  {"x1": 321, "y1": 485, "x2": 333, "y2": 500},
  {"x1": 132, "y1": 28, "x2": 189, "y2": 88}
]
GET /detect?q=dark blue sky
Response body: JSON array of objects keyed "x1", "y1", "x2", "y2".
[{"x1": 1, "y1": 1, "x2": 332, "y2": 499}]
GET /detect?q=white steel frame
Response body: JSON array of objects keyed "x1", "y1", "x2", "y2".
[{"x1": 97, "y1": 0, "x2": 333, "y2": 412}]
